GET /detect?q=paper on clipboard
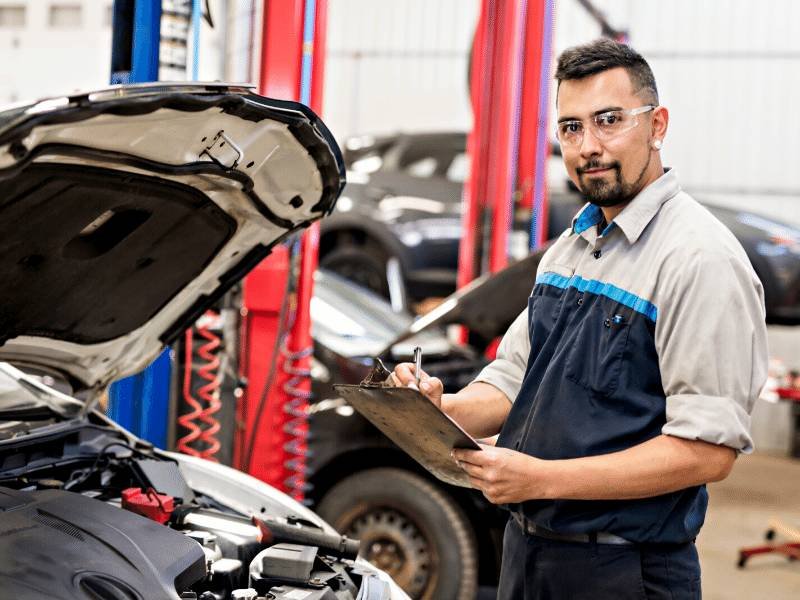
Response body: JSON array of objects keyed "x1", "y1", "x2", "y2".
[{"x1": 333, "y1": 359, "x2": 481, "y2": 488}]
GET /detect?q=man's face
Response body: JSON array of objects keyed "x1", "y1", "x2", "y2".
[{"x1": 556, "y1": 67, "x2": 657, "y2": 207}]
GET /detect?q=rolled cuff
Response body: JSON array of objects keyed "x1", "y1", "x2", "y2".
[
  {"x1": 471, "y1": 360, "x2": 522, "y2": 405},
  {"x1": 662, "y1": 393, "x2": 754, "y2": 453}
]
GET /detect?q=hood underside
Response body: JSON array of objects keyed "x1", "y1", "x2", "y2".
[{"x1": 0, "y1": 83, "x2": 344, "y2": 389}]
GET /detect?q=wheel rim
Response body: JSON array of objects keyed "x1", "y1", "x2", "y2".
[{"x1": 343, "y1": 507, "x2": 435, "y2": 598}]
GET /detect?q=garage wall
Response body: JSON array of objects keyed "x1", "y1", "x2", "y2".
[
  {"x1": 0, "y1": 2, "x2": 112, "y2": 102},
  {"x1": 322, "y1": 0, "x2": 479, "y2": 143}
]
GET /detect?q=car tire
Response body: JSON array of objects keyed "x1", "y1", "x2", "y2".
[
  {"x1": 319, "y1": 241, "x2": 391, "y2": 298},
  {"x1": 316, "y1": 468, "x2": 478, "y2": 600}
]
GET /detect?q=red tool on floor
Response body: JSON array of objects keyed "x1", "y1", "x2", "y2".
[
  {"x1": 737, "y1": 384, "x2": 800, "y2": 568},
  {"x1": 737, "y1": 518, "x2": 800, "y2": 568}
]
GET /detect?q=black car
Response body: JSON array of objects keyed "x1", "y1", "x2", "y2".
[{"x1": 320, "y1": 131, "x2": 800, "y2": 324}]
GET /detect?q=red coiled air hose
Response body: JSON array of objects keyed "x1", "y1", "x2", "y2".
[
  {"x1": 176, "y1": 328, "x2": 203, "y2": 456},
  {"x1": 281, "y1": 342, "x2": 313, "y2": 502},
  {"x1": 195, "y1": 312, "x2": 222, "y2": 461},
  {"x1": 176, "y1": 311, "x2": 223, "y2": 460}
]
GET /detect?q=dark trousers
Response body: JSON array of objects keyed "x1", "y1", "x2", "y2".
[{"x1": 498, "y1": 517, "x2": 702, "y2": 600}]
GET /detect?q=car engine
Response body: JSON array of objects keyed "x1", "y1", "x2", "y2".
[{"x1": 0, "y1": 419, "x2": 390, "y2": 600}]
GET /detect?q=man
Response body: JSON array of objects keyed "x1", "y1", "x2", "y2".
[{"x1": 391, "y1": 39, "x2": 767, "y2": 598}]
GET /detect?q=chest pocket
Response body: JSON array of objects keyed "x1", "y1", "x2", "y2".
[{"x1": 563, "y1": 299, "x2": 632, "y2": 397}]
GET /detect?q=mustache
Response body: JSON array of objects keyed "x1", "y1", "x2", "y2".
[{"x1": 577, "y1": 160, "x2": 620, "y2": 175}]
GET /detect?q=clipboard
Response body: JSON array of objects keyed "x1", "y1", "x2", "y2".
[{"x1": 333, "y1": 359, "x2": 481, "y2": 488}]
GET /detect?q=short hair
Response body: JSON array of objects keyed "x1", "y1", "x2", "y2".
[{"x1": 555, "y1": 38, "x2": 658, "y2": 104}]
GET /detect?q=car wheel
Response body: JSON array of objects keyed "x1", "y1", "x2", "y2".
[
  {"x1": 319, "y1": 241, "x2": 391, "y2": 298},
  {"x1": 316, "y1": 468, "x2": 478, "y2": 600}
]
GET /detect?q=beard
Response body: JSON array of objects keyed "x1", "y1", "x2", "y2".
[{"x1": 576, "y1": 156, "x2": 650, "y2": 208}]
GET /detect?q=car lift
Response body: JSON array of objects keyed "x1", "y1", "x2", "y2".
[
  {"x1": 107, "y1": 0, "x2": 209, "y2": 450},
  {"x1": 233, "y1": 0, "x2": 328, "y2": 502},
  {"x1": 457, "y1": 0, "x2": 554, "y2": 352},
  {"x1": 457, "y1": 0, "x2": 623, "y2": 347}
]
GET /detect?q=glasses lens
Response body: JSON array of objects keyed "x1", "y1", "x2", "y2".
[
  {"x1": 593, "y1": 111, "x2": 636, "y2": 140},
  {"x1": 557, "y1": 121, "x2": 583, "y2": 146}
]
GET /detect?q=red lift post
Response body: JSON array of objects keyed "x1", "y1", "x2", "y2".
[
  {"x1": 236, "y1": 0, "x2": 328, "y2": 503},
  {"x1": 459, "y1": 0, "x2": 553, "y2": 283},
  {"x1": 458, "y1": 0, "x2": 554, "y2": 348}
]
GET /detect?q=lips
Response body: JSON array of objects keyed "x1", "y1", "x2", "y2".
[{"x1": 578, "y1": 162, "x2": 618, "y2": 176}]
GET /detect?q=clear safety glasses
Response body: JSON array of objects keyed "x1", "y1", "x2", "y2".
[{"x1": 556, "y1": 105, "x2": 656, "y2": 147}]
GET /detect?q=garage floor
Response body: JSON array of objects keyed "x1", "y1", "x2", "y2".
[{"x1": 699, "y1": 452, "x2": 800, "y2": 599}]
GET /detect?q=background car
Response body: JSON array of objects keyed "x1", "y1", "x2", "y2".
[{"x1": 320, "y1": 131, "x2": 800, "y2": 324}]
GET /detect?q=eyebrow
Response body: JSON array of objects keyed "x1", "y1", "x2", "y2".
[{"x1": 557, "y1": 106, "x2": 624, "y2": 123}]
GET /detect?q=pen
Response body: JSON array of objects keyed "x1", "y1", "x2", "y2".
[{"x1": 413, "y1": 346, "x2": 422, "y2": 387}]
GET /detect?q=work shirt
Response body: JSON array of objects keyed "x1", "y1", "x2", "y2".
[{"x1": 475, "y1": 169, "x2": 768, "y2": 544}]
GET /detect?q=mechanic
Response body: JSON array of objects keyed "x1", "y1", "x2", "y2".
[{"x1": 391, "y1": 38, "x2": 768, "y2": 598}]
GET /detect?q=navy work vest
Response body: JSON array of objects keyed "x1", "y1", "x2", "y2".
[{"x1": 495, "y1": 276, "x2": 707, "y2": 544}]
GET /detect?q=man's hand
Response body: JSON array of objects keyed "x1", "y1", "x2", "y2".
[
  {"x1": 453, "y1": 444, "x2": 550, "y2": 504},
  {"x1": 455, "y1": 435, "x2": 736, "y2": 503},
  {"x1": 389, "y1": 362, "x2": 444, "y2": 408}
]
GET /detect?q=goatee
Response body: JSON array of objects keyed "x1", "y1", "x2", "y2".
[
  {"x1": 576, "y1": 156, "x2": 650, "y2": 208},
  {"x1": 577, "y1": 161, "x2": 631, "y2": 207}
]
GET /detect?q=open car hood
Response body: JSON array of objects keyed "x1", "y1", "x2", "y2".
[
  {"x1": 380, "y1": 246, "x2": 549, "y2": 353},
  {"x1": 0, "y1": 83, "x2": 344, "y2": 390}
]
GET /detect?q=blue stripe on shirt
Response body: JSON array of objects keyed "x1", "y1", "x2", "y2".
[{"x1": 536, "y1": 272, "x2": 658, "y2": 323}]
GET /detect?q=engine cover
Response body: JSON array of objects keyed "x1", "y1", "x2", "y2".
[{"x1": 0, "y1": 486, "x2": 206, "y2": 599}]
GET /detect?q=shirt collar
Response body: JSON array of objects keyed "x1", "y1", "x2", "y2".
[{"x1": 571, "y1": 169, "x2": 681, "y2": 244}]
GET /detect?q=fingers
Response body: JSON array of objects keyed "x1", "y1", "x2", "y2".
[
  {"x1": 458, "y1": 461, "x2": 486, "y2": 480},
  {"x1": 452, "y1": 448, "x2": 487, "y2": 467},
  {"x1": 393, "y1": 362, "x2": 423, "y2": 387},
  {"x1": 419, "y1": 376, "x2": 442, "y2": 396},
  {"x1": 392, "y1": 364, "x2": 441, "y2": 396}
]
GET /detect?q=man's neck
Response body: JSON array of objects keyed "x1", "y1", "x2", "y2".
[{"x1": 601, "y1": 161, "x2": 665, "y2": 224}]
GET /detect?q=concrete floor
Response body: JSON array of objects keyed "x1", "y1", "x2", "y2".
[{"x1": 699, "y1": 452, "x2": 800, "y2": 599}]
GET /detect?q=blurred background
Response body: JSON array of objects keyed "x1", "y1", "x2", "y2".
[{"x1": 0, "y1": 1, "x2": 798, "y2": 598}]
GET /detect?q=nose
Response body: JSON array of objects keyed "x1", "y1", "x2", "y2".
[{"x1": 579, "y1": 126, "x2": 603, "y2": 159}]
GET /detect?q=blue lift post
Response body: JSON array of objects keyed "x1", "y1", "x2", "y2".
[{"x1": 106, "y1": 0, "x2": 171, "y2": 447}]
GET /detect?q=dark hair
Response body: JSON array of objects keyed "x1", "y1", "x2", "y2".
[{"x1": 555, "y1": 38, "x2": 658, "y2": 104}]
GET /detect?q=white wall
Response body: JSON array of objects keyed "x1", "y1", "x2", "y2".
[
  {"x1": 0, "y1": 0, "x2": 230, "y2": 104},
  {"x1": 0, "y1": 1, "x2": 113, "y2": 102},
  {"x1": 322, "y1": 0, "x2": 479, "y2": 143}
]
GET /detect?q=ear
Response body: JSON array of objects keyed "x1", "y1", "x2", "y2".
[{"x1": 651, "y1": 105, "x2": 669, "y2": 147}]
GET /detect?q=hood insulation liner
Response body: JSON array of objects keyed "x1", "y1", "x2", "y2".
[{"x1": 0, "y1": 163, "x2": 235, "y2": 345}]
